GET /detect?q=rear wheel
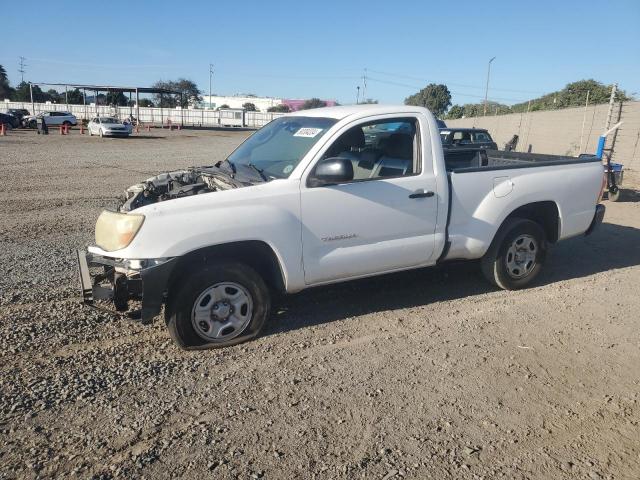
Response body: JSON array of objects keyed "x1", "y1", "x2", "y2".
[
  {"x1": 166, "y1": 262, "x2": 270, "y2": 349},
  {"x1": 481, "y1": 218, "x2": 547, "y2": 290}
]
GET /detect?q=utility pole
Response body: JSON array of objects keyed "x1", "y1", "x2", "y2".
[
  {"x1": 362, "y1": 68, "x2": 367, "y2": 101},
  {"x1": 483, "y1": 57, "x2": 496, "y2": 116},
  {"x1": 579, "y1": 90, "x2": 590, "y2": 153},
  {"x1": 18, "y1": 56, "x2": 27, "y2": 83},
  {"x1": 356, "y1": 86, "x2": 360, "y2": 104},
  {"x1": 604, "y1": 83, "x2": 617, "y2": 132},
  {"x1": 209, "y1": 63, "x2": 214, "y2": 109},
  {"x1": 29, "y1": 82, "x2": 34, "y2": 114}
]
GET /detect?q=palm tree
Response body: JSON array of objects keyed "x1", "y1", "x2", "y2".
[{"x1": 0, "y1": 64, "x2": 8, "y2": 84}]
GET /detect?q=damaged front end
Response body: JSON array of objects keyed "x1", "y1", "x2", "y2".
[
  {"x1": 77, "y1": 250, "x2": 177, "y2": 321},
  {"x1": 120, "y1": 163, "x2": 256, "y2": 212}
]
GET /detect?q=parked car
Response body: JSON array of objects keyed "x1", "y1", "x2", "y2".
[
  {"x1": 440, "y1": 127, "x2": 498, "y2": 150},
  {"x1": 77, "y1": 105, "x2": 605, "y2": 349},
  {"x1": 7, "y1": 108, "x2": 30, "y2": 125},
  {"x1": 0, "y1": 112, "x2": 20, "y2": 128},
  {"x1": 23, "y1": 111, "x2": 77, "y2": 128},
  {"x1": 0, "y1": 113, "x2": 17, "y2": 129},
  {"x1": 87, "y1": 117, "x2": 132, "y2": 137}
]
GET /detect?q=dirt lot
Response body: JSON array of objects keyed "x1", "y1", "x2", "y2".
[{"x1": 1, "y1": 128, "x2": 639, "y2": 480}]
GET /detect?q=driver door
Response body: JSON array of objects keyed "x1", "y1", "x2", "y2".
[{"x1": 300, "y1": 115, "x2": 439, "y2": 285}]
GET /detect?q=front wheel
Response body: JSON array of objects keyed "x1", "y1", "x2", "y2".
[
  {"x1": 481, "y1": 218, "x2": 547, "y2": 290},
  {"x1": 166, "y1": 262, "x2": 271, "y2": 349}
]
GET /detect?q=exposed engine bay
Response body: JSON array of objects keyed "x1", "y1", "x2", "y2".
[{"x1": 120, "y1": 161, "x2": 264, "y2": 212}]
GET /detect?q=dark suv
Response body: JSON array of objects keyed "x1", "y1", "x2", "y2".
[{"x1": 439, "y1": 128, "x2": 497, "y2": 150}]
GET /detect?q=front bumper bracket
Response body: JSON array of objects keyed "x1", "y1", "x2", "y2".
[{"x1": 77, "y1": 250, "x2": 177, "y2": 322}]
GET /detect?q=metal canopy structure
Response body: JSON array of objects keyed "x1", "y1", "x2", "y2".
[{"x1": 27, "y1": 82, "x2": 184, "y2": 125}]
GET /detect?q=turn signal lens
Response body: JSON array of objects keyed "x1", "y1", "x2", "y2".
[{"x1": 95, "y1": 210, "x2": 145, "y2": 252}]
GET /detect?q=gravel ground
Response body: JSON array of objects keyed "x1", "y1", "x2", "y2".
[{"x1": 1, "y1": 128, "x2": 639, "y2": 480}]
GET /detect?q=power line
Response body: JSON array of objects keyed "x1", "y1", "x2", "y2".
[
  {"x1": 365, "y1": 76, "x2": 529, "y2": 103},
  {"x1": 366, "y1": 68, "x2": 547, "y2": 95}
]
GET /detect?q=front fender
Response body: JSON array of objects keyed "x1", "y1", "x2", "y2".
[{"x1": 88, "y1": 180, "x2": 306, "y2": 292}]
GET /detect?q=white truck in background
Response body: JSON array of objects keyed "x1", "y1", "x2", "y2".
[{"x1": 77, "y1": 105, "x2": 606, "y2": 349}]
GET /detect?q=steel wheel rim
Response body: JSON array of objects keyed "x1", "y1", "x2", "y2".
[
  {"x1": 505, "y1": 234, "x2": 538, "y2": 279},
  {"x1": 191, "y1": 282, "x2": 253, "y2": 342}
]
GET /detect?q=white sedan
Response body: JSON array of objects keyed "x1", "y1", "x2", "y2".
[{"x1": 88, "y1": 117, "x2": 132, "y2": 137}]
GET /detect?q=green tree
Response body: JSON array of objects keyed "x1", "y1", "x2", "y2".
[
  {"x1": 105, "y1": 91, "x2": 128, "y2": 106},
  {"x1": 463, "y1": 104, "x2": 479, "y2": 117},
  {"x1": 510, "y1": 79, "x2": 630, "y2": 113},
  {"x1": 217, "y1": 104, "x2": 230, "y2": 110},
  {"x1": 404, "y1": 84, "x2": 451, "y2": 116},
  {"x1": 64, "y1": 88, "x2": 85, "y2": 104},
  {"x1": 46, "y1": 89, "x2": 61, "y2": 103},
  {"x1": 300, "y1": 98, "x2": 326, "y2": 110},
  {"x1": 11, "y1": 82, "x2": 48, "y2": 102},
  {"x1": 152, "y1": 79, "x2": 202, "y2": 108},
  {"x1": 137, "y1": 98, "x2": 154, "y2": 107},
  {"x1": 267, "y1": 104, "x2": 291, "y2": 113},
  {"x1": 242, "y1": 102, "x2": 257, "y2": 111},
  {"x1": 446, "y1": 104, "x2": 464, "y2": 119},
  {"x1": 0, "y1": 64, "x2": 14, "y2": 100}
]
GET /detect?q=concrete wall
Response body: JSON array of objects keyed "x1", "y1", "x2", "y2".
[{"x1": 445, "y1": 101, "x2": 640, "y2": 170}]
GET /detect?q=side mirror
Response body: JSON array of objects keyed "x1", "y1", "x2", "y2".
[{"x1": 308, "y1": 157, "x2": 354, "y2": 187}]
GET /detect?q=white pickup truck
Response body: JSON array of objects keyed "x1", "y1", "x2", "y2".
[{"x1": 77, "y1": 105, "x2": 606, "y2": 349}]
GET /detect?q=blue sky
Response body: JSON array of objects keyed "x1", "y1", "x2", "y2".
[{"x1": 2, "y1": 0, "x2": 639, "y2": 105}]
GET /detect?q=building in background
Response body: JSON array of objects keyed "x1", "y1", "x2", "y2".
[
  {"x1": 201, "y1": 94, "x2": 282, "y2": 111},
  {"x1": 200, "y1": 94, "x2": 337, "y2": 111}
]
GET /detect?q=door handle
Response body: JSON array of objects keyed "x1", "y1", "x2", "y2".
[{"x1": 409, "y1": 190, "x2": 435, "y2": 199}]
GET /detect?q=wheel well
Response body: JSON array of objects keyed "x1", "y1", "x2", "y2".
[
  {"x1": 504, "y1": 201, "x2": 560, "y2": 243},
  {"x1": 169, "y1": 241, "x2": 286, "y2": 294}
]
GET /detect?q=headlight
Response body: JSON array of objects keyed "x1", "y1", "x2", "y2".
[{"x1": 95, "y1": 210, "x2": 145, "y2": 252}]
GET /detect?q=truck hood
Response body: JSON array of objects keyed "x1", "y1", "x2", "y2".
[
  {"x1": 90, "y1": 173, "x2": 298, "y2": 260},
  {"x1": 120, "y1": 161, "x2": 266, "y2": 212}
]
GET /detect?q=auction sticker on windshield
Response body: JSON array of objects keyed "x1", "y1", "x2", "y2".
[{"x1": 293, "y1": 127, "x2": 323, "y2": 138}]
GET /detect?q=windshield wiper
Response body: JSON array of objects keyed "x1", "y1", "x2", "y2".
[
  {"x1": 222, "y1": 158, "x2": 236, "y2": 174},
  {"x1": 247, "y1": 163, "x2": 268, "y2": 182}
]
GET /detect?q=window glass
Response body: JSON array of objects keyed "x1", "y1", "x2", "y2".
[
  {"x1": 227, "y1": 116, "x2": 336, "y2": 179},
  {"x1": 452, "y1": 131, "x2": 472, "y2": 143},
  {"x1": 472, "y1": 131, "x2": 492, "y2": 142},
  {"x1": 324, "y1": 118, "x2": 419, "y2": 181}
]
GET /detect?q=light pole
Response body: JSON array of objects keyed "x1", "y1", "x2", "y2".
[
  {"x1": 209, "y1": 63, "x2": 214, "y2": 109},
  {"x1": 356, "y1": 86, "x2": 360, "y2": 104},
  {"x1": 483, "y1": 56, "x2": 496, "y2": 116}
]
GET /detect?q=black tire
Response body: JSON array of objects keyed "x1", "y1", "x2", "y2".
[
  {"x1": 63, "y1": 121, "x2": 71, "y2": 126},
  {"x1": 165, "y1": 262, "x2": 270, "y2": 350},
  {"x1": 481, "y1": 217, "x2": 547, "y2": 290},
  {"x1": 29, "y1": 120, "x2": 37, "y2": 129}
]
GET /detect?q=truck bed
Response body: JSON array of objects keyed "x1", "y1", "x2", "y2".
[{"x1": 444, "y1": 148, "x2": 601, "y2": 172}]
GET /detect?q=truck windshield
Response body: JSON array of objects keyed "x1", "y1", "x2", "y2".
[{"x1": 227, "y1": 116, "x2": 337, "y2": 179}]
